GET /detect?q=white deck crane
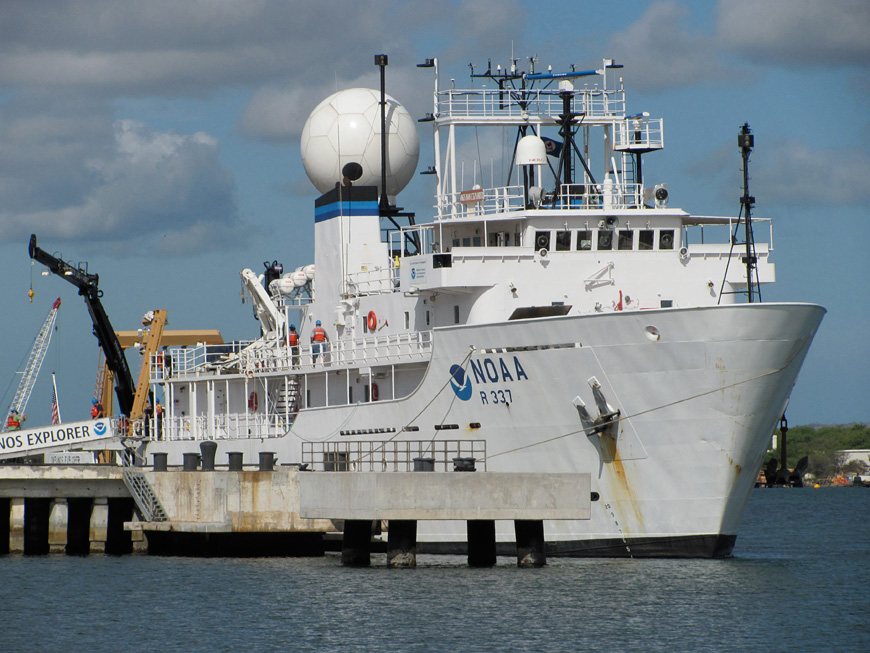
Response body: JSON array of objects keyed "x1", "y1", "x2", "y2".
[{"x1": 2, "y1": 298, "x2": 61, "y2": 432}]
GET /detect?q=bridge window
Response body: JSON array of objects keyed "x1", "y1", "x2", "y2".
[
  {"x1": 597, "y1": 230, "x2": 613, "y2": 250},
  {"x1": 534, "y1": 230, "x2": 551, "y2": 251},
  {"x1": 639, "y1": 230, "x2": 654, "y2": 250},
  {"x1": 618, "y1": 230, "x2": 634, "y2": 250},
  {"x1": 659, "y1": 230, "x2": 675, "y2": 249},
  {"x1": 577, "y1": 230, "x2": 592, "y2": 251},
  {"x1": 555, "y1": 230, "x2": 572, "y2": 251}
]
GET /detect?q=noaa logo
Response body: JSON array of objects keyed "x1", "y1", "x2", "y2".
[
  {"x1": 449, "y1": 364, "x2": 472, "y2": 401},
  {"x1": 94, "y1": 421, "x2": 106, "y2": 436}
]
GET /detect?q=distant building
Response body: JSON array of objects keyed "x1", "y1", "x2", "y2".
[{"x1": 838, "y1": 450, "x2": 870, "y2": 466}]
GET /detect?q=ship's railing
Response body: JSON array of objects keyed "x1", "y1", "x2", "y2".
[
  {"x1": 556, "y1": 182, "x2": 644, "y2": 209},
  {"x1": 240, "y1": 330, "x2": 433, "y2": 374},
  {"x1": 435, "y1": 181, "x2": 645, "y2": 220},
  {"x1": 436, "y1": 185, "x2": 526, "y2": 219},
  {"x1": 344, "y1": 265, "x2": 397, "y2": 296},
  {"x1": 302, "y1": 439, "x2": 487, "y2": 472},
  {"x1": 613, "y1": 117, "x2": 664, "y2": 151},
  {"x1": 273, "y1": 293, "x2": 313, "y2": 307},
  {"x1": 144, "y1": 413, "x2": 286, "y2": 442},
  {"x1": 160, "y1": 341, "x2": 252, "y2": 377},
  {"x1": 436, "y1": 87, "x2": 625, "y2": 121}
]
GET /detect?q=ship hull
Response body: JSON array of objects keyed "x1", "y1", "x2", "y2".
[{"x1": 148, "y1": 302, "x2": 825, "y2": 557}]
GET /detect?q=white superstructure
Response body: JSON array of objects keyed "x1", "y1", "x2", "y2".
[{"x1": 140, "y1": 56, "x2": 825, "y2": 557}]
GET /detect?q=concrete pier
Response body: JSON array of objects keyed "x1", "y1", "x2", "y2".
[
  {"x1": 2, "y1": 464, "x2": 590, "y2": 563},
  {"x1": 0, "y1": 466, "x2": 143, "y2": 555},
  {"x1": 299, "y1": 472, "x2": 590, "y2": 567}
]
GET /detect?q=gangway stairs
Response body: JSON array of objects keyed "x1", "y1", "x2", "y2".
[
  {"x1": 122, "y1": 462, "x2": 169, "y2": 522},
  {"x1": 2, "y1": 298, "x2": 62, "y2": 432}
]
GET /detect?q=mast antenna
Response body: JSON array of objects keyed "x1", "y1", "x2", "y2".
[
  {"x1": 738, "y1": 123, "x2": 760, "y2": 303},
  {"x1": 719, "y1": 123, "x2": 762, "y2": 303}
]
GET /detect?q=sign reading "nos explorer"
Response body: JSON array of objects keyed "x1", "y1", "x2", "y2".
[{"x1": 0, "y1": 418, "x2": 114, "y2": 459}]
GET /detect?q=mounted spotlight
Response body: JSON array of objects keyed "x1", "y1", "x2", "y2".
[{"x1": 654, "y1": 184, "x2": 668, "y2": 208}]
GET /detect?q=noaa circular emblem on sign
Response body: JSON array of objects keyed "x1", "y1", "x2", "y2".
[
  {"x1": 449, "y1": 364, "x2": 472, "y2": 401},
  {"x1": 94, "y1": 421, "x2": 106, "y2": 436}
]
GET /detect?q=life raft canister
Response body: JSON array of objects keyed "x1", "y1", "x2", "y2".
[
  {"x1": 367, "y1": 311, "x2": 377, "y2": 331},
  {"x1": 248, "y1": 392, "x2": 258, "y2": 411}
]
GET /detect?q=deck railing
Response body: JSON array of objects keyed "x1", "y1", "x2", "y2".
[
  {"x1": 436, "y1": 87, "x2": 626, "y2": 121},
  {"x1": 302, "y1": 439, "x2": 487, "y2": 472}
]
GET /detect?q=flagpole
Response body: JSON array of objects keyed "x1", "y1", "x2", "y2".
[{"x1": 51, "y1": 372, "x2": 62, "y2": 424}]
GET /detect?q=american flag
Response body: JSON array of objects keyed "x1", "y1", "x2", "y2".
[{"x1": 51, "y1": 386, "x2": 60, "y2": 425}]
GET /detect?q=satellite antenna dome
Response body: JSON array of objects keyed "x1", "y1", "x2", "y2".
[
  {"x1": 300, "y1": 88, "x2": 420, "y2": 197},
  {"x1": 515, "y1": 135, "x2": 547, "y2": 166}
]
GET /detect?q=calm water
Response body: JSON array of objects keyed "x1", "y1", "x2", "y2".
[{"x1": 1, "y1": 488, "x2": 868, "y2": 652}]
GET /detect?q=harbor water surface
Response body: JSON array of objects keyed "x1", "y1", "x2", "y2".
[{"x1": 1, "y1": 487, "x2": 867, "y2": 652}]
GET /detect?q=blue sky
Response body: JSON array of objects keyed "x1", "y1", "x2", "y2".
[{"x1": 1, "y1": 0, "x2": 867, "y2": 428}]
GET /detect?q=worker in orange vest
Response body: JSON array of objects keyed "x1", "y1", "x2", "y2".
[
  {"x1": 310, "y1": 319, "x2": 329, "y2": 364},
  {"x1": 288, "y1": 324, "x2": 300, "y2": 367},
  {"x1": 6, "y1": 409, "x2": 25, "y2": 430}
]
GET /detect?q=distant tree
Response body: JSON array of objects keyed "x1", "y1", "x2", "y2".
[
  {"x1": 841, "y1": 459, "x2": 869, "y2": 475},
  {"x1": 805, "y1": 451, "x2": 838, "y2": 479}
]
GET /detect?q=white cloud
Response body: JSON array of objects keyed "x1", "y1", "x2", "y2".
[
  {"x1": 717, "y1": 0, "x2": 870, "y2": 67},
  {"x1": 0, "y1": 115, "x2": 244, "y2": 253},
  {"x1": 607, "y1": 1, "x2": 737, "y2": 90},
  {"x1": 753, "y1": 141, "x2": 870, "y2": 206}
]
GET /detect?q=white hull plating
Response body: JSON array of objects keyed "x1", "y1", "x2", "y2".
[{"x1": 145, "y1": 302, "x2": 823, "y2": 557}]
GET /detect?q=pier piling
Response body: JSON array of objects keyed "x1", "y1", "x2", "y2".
[
  {"x1": 48, "y1": 498, "x2": 68, "y2": 553},
  {"x1": 386, "y1": 520, "x2": 417, "y2": 568},
  {"x1": 341, "y1": 519, "x2": 374, "y2": 566},
  {"x1": 467, "y1": 520, "x2": 497, "y2": 567},
  {"x1": 514, "y1": 520, "x2": 546, "y2": 567}
]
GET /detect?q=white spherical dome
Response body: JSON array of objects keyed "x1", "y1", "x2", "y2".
[{"x1": 300, "y1": 88, "x2": 419, "y2": 196}]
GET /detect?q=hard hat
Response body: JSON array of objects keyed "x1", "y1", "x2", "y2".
[
  {"x1": 290, "y1": 324, "x2": 296, "y2": 329},
  {"x1": 92, "y1": 398, "x2": 98, "y2": 404},
  {"x1": 316, "y1": 320, "x2": 321, "y2": 325}
]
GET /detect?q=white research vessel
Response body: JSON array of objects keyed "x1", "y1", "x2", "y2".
[{"x1": 142, "y1": 55, "x2": 824, "y2": 557}]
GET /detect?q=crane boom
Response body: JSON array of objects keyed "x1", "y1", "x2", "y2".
[
  {"x1": 28, "y1": 234, "x2": 136, "y2": 417},
  {"x1": 2, "y1": 298, "x2": 61, "y2": 433}
]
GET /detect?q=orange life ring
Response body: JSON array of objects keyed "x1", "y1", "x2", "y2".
[
  {"x1": 367, "y1": 311, "x2": 377, "y2": 331},
  {"x1": 371, "y1": 382, "x2": 379, "y2": 402},
  {"x1": 248, "y1": 392, "x2": 258, "y2": 411}
]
